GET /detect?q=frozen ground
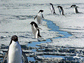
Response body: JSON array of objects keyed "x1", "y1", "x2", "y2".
[
  {"x1": 0, "y1": 0, "x2": 84, "y2": 47},
  {"x1": 1, "y1": 0, "x2": 84, "y2": 62},
  {"x1": 45, "y1": 12, "x2": 84, "y2": 47}
]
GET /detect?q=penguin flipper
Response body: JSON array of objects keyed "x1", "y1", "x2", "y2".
[
  {"x1": 37, "y1": 27, "x2": 42, "y2": 30},
  {"x1": 34, "y1": 15, "x2": 37, "y2": 20},
  {"x1": 42, "y1": 14, "x2": 44, "y2": 19},
  {"x1": 22, "y1": 51, "x2": 28, "y2": 63}
]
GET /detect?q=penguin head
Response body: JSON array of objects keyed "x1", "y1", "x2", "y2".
[
  {"x1": 11, "y1": 35, "x2": 18, "y2": 42},
  {"x1": 9, "y1": 35, "x2": 18, "y2": 45},
  {"x1": 57, "y1": 6, "x2": 62, "y2": 9},
  {"x1": 30, "y1": 21, "x2": 38, "y2": 28},
  {"x1": 38, "y1": 10, "x2": 44, "y2": 13},
  {"x1": 71, "y1": 5, "x2": 78, "y2": 8},
  {"x1": 50, "y1": 3, "x2": 53, "y2": 5}
]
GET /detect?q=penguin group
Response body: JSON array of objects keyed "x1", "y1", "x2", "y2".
[
  {"x1": 2, "y1": 3, "x2": 81, "y2": 63},
  {"x1": 49, "y1": 3, "x2": 80, "y2": 15},
  {"x1": 30, "y1": 10, "x2": 44, "y2": 39},
  {"x1": 30, "y1": 3, "x2": 80, "y2": 39},
  {"x1": 49, "y1": 3, "x2": 65, "y2": 15}
]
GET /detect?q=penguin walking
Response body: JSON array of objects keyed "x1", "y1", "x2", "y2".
[
  {"x1": 57, "y1": 6, "x2": 64, "y2": 15},
  {"x1": 30, "y1": 21, "x2": 41, "y2": 39},
  {"x1": 8, "y1": 35, "x2": 22, "y2": 63},
  {"x1": 49, "y1": 3, "x2": 56, "y2": 14},
  {"x1": 34, "y1": 10, "x2": 44, "y2": 25},
  {"x1": 70, "y1": 5, "x2": 79, "y2": 13}
]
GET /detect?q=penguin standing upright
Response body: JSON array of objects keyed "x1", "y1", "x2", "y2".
[
  {"x1": 8, "y1": 35, "x2": 22, "y2": 63},
  {"x1": 2, "y1": 35, "x2": 28, "y2": 63},
  {"x1": 70, "y1": 5, "x2": 79, "y2": 13},
  {"x1": 34, "y1": 10, "x2": 44, "y2": 25},
  {"x1": 49, "y1": 3, "x2": 56, "y2": 14},
  {"x1": 30, "y1": 21, "x2": 41, "y2": 39},
  {"x1": 57, "y1": 6, "x2": 64, "y2": 15}
]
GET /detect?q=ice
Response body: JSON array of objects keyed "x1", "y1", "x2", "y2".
[{"x1": 1, "y1": 0, "x2": 84, "y2": 62}]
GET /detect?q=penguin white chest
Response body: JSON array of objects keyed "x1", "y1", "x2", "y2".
[
  {"x1": 50, "y1": 6, "x2": 53, "y2": 13},
  {"x1": 32, "y1": 24, "x2": 37, "y2": 33},
  {"x1": 32, "y1": 24, "x2": 38, "y2": 38},
  {"x1": 58, "y1": 8, "x2": 62, "y2": 14},
  {"x1": 37, "y1": 13, "x2": 42, "y2": 24},
  {"x1": 8, "y1": 41, "x2": 22, "y2": 63}
]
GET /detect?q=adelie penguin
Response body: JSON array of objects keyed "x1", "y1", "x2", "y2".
[
  {"x1": 57, "y1": 6, "x2": 64, "y2": 15},
  {"x1": 8, "y1": 35, "x2": 22, "y2": 63},
  {"x1": 34, "y1": 10, "x2": 44, "y2": 25},
  {"x1": 2, "y1": 35, "x2": 28, "y2": 63},
  {"x1": 49, "y1": 3, "x2": 56, "y2": 14},
  {"x1": 70, "y1": 5, "x2": 79, "y2": 13},
  {"x1": 30, "y1": 21, "x2": 41, "y2": 39}
]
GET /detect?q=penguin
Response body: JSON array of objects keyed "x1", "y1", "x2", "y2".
[
  {"x1": 57, "y1": 6, "x2": 64, "y2": 15},
  {"x1": 49, "y1": 3, "x2": 56, "y2": 14},
  {"x1": 2, "y1": 35, "x2": 28, "y2": 63},
  {"x1": 30, "y1": 21, "x2": 41, "y2": 39},
  {"x1": 70, "y1": 5, "x2": 79, "y2": 13},
  {"x1": 8, "y1": 35, "x2": 22, "y2": 63},
  {"x1": 34, "y1": 10, "x2": 44, "y2": 25}
]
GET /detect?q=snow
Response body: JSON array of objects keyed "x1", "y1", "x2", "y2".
[
  {"x1": 45, "y1": 6, "x2": 84, "y2": 47},
  {"x1": 0, "y1": 0, "x2": 84, "y2": 48}
]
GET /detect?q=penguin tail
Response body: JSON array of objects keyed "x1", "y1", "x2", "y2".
[
  {"x1": 53, "y1": 12, "x2": 56, "y2": 14},
  {"x1": 38, "y1": 35, "x2": 41, "y2": 38}
]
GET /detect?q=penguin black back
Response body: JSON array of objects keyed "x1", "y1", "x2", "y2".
[
  {"x1": 39, "y1": 10, "x2": 44, "y2": 13},
  {"x1": 71, "y1": 5, "x2": 76, "y2": 7},
  {"x1": 58, "y1": 6, "x2": 63, "y2": 10},
  {"x1": 57, "y1": 6, "x2": 64, "y2": 15},
  {"x1": 30, "y1": 21, "x2": 38, "y2": 28}
]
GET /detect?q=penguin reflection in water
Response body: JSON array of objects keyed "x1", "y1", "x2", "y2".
[
  {"x1": 2, "y1": 35, "x2": 28, "y2": 63},
  {"x1": 30, "y1": 21, "x2": 41, "y2": 39},
  {"x1": 70, "y1": 5, "x2": 79, "y2": 13},
  {"x1": 57, "y1": 6, "x2": 64, "y2": 15},
  {"x1": 34, "y1": 10, "x2": 44, "y2": 25}
]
